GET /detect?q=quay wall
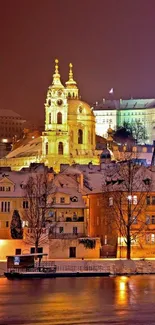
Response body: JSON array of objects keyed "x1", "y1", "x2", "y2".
[{"x1": 2, "y1": 259, "x2": 155, "y2": 275}]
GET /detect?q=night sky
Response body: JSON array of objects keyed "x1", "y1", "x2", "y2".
[{"x1": 1, "y1": 0, "x2": 155, "y2": 123}]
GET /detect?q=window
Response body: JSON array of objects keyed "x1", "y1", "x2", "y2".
[
  {"x1": 78, "y1": 129, "x2": 83, "y2": 144},
  {"x1": 57, "y1": 112, "x2": 62, "y2": 124},
  {"x1": 30, "y1": 247, "x2": 35, "y2": 254},
  {"x1": 133, "y1": 196, "x2": 137, "y2": 205},
  {"x1": 0, "y1": 187, "x2": 5, "y2": 191},
  {"x1": 146, "y1": 196, "x2": 150, "y2": 205},
  {"x1": 109, "y1": 197, "x2": 113, "y2": 206},
  {"x1": 45, "y1": 142, "x2": 48, "y2": 155},
  {"x1": 22, "y1": 220, "x2": 28, "y2": 227},
  {"x1": 73, "y1": 227, "x2": 77, "y2": 235},
  {"x1": 59, "y1": 227, "x2": 64, "y2": 233},
  {"x1": 49, "y1": 112, "x2": 51, "y2": 124},
  {"x1": 1, "y1": 201, "x2": 10, "y2": 212},
  {"x1": 146, "y1": 216, "x2": 151, "y2": 224},
  {"x1": 52, "y1": 197, "x2": 56, "y2": 204},
  {"x1": 58, "y1": 142, "x2": 63, "y2": 155},
  {"x1": 37, "y1": 247, "x2": 43, "y2": 253},
  {"x1": 5, "y1": 187, "x2": 11, "y2": 191},
  {"x1": 60, "y1": 197, "x2": 65, "y2": 203},
  {"x1": 6, "y1": 221, "x2": 9, "y2": 227},
  {"x1": 152, "y1": 196, "x2": 155, "y2": 205},
  {"x1": 151, "y1": 234, "x2": 155, "y2": 243},
  {"x1": 23, "y1": 201, "x2": 28, "y2": 209},
  {"x1": 152, "y1": 216, "x2": 155, "y2": 224},
  {"x1": 15, "y1": 249, "x2": 21, "y2": 255}
]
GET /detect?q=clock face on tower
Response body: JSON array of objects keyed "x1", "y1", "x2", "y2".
[{"x1": 57, "y1": 99, "x2": 63, "y2": 106}]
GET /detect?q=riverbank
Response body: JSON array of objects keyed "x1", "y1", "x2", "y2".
[{"x1": 2, "y1": 258, "x2": 155, "y2": 276}]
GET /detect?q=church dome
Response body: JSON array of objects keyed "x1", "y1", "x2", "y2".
[{"x1": 68, "y1": 99, "x2": 94, "y2": 117}]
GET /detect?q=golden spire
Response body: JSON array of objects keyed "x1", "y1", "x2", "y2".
[
  {"x1": 55, "y1": 59, "x2": 59, "y2": 74},
  {"x1": 51, "y1": 58, "x2": 64, "y2": 89},
  {"x1": 69, "y1": 63, "x2": 73, "y2": 81},
  {"x1": 66, "y1": 62, "x2": 77, "y2": 87}
]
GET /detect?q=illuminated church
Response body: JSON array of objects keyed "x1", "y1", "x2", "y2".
[{"x1": 0, "y1": 60, "x2": 100, "y2": 171}]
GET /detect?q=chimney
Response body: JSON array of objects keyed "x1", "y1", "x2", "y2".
[{"x1": 77, "y1": 173, "x2": 83, "y2": 192}]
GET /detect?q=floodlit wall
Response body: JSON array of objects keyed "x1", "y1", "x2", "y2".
[{"x1": 49, "y1": 238, "x2": 101, "y2": 259}]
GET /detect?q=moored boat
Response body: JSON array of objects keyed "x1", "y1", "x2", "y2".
[{"x1": 4, "y1": 253, "x2": 110, "y2": 279}]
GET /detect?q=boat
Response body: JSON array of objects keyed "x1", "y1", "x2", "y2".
[{"x1": 4, "y1": 253, "x2": 110, "y2": 279}]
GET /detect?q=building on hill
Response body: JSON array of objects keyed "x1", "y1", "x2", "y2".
[
  {"x1": 93, "y1": 98, "x2": 155, "y2": 144},
  {"x1": 0, "y1": 164, "x2": 100, "y2": 259},
  {"x1": 0, "y1": 60, "x2": 100, "y2": 172},
  {"x1": 0, "y1": 109, "x2": 26, "y2": 158},
  {"x1": 66, "y1": 162, "x2": 155, "y2": 258}
]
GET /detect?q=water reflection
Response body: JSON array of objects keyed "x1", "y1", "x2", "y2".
[{"x1": 0, "y1": 276, "x2": 155, "y2": 324}]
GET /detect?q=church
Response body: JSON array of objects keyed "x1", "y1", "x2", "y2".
[{"x1": 0, "y1": 60, "x2": 100, "y2": 171}]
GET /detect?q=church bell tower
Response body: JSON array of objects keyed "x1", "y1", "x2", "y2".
[{"x1": 42, "y1": 59, "x2": 70, "y2": 166}]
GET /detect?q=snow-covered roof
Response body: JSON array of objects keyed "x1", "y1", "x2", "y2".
[
  {"x1": 6, "y1": 137, "x2": 42, "y2": 159},
  {"x1": 93, "y1": 98, "x2": 155, "y2": 111}
]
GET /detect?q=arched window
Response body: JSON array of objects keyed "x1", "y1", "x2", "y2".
[
  {"x1": 57, "y1": 112, "x2": 62, "y2": 124},
  {"x1": 58, "y1": 142, "x2": 63, "y2": 155},
  {"x1": 49, "y1": 113, "x2": 51, "y2": 124},
  {"x1": 45, "y1": 142, "x2": 48, "y2": 155},
  {"x1": 78, "y1": 129, "x2": 83, "y2": 144}
]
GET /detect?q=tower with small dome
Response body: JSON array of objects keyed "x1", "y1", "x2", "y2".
[{"x1": 42, "y1": 59, "x2": 99, "y2": 170}]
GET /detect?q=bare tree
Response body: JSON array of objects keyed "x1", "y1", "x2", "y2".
[
  {"x1": 102, "y1": 160, "x2": 151, "y2": 259},
  {"x1": 23, "y1": 170, "x2": 56, "y2": 253}
]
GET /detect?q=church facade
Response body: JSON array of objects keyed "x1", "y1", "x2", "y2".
[{"x1": 0, "y1": 60, "x2": 99, "y2": 171}]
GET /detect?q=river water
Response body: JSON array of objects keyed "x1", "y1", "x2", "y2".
[{"x1": 0, "y1": 275, "x2": 155, "y2": 325}]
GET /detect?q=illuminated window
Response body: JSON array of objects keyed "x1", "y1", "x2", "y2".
[
  {"x1": 57, "y1": 112, "x2": 62, "y2": 124},
  {"x1": 151, "y1": 234, "x2": 155, "y2": 243},
  {"x1": 58, "y1": 142, "x2": 63, "y2": 155},
  {"x1": 22, "y1": 220, "x2": 28, "y2": 227},
  {"x1": 78, "y1": 129, "x2": 83, "y2": 144},
  {"x1": 49, "y1": 112, "x2": 51, "y2": 124},
  {"x1": 133, "y1": 196, "x2": 137, "y2": 205},
  {"x1": 109, "y1": 197, "x2": 113, "y2": 206}
]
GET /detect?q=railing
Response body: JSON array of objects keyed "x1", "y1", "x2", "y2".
[
  {"x1": 58, "y1": 217, "x2": 84, "y2": 222},
  {"x1": 49, "y1": 233, "x2": 86, "y2": 239}
]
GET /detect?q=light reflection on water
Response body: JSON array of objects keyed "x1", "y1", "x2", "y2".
[{"x1": 0, "y1": 275, "x2": 155, "y2": 324}]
